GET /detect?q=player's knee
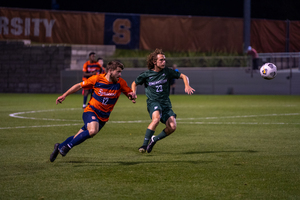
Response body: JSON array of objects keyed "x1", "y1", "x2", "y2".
[
  {"x1": 169, "y1": 123, "x2": 177, "y2": 132},
  {"x1": 167, "y1": 120, "x2": 177, "y2": 132},
  {"x1": 88, "y1": 128, "x2": 99, "y2": 137},
  {"x1": 152, "y1": 118, "x2": 160, "y2": 126}
]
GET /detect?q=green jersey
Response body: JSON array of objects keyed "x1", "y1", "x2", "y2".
[{"x1": 135, "y1": 67, "x2": 181, "y2": 106}]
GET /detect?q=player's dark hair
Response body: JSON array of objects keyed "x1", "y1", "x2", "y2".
[
  {"x1": 106, "y1": 61, "x2": 124, "y2": 71},
  {"x1": 89, "y1": 52, "x2": 95, "y2": 57},
  {"x1": 147, "y1": 48, "x2": 164, "y2": 69},
  {"x1": 97, "y1": 57, "x2": 103, "y2": 61}
]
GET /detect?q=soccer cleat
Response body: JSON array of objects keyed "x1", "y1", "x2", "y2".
[
  {"x1": 138, "y1": 145, "x2": 147, "y2": 153},
  {"x1": 50, "y1": 143, "x2": 60, "y2": 162},
  {"x1": 147, "y1": 135, "x2": 157, "y2": 153},
  {"x1": 59, "y1": 145, "x2": 71, "y2": 157},
  {"x1": 82, "y1": 104, "x2": 87, "y2": 109}
]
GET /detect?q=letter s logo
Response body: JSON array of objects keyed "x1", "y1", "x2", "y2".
[{"x1": 112, "y1": 19, "x2": 131, "y2": 45}]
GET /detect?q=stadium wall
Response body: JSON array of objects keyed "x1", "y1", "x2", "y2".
[
  {"x1": 0, "y1": 41, "x2": 115, "y2": 93},
  {"x1": 0, "y1": 41, "x2": 299, "y2": 94},
  {"x1": 0, "y1": 40, "x2": 71, "y2": 93},
  {"x1": 1, "y1": 7, "x2": 300, "y2": 53},
  {"x1": 61, "y1": 68, "x2": 300, "y2": 95}
]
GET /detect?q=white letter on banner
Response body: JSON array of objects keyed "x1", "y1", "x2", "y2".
[
  {"x1": 25, "y1": 18, "x2": 31, "y2": 36},
  {"x1": 32, "y1": 18, "x2": 41, "y2": 36},
  {"x1": 11, "y1": 17, "x2": 23, "y2": 35},
  {"x1": 0, "y1": 17, "x2": 9, "y2": 35},
  {"x1": 43, "y1": 19, "x2": 55, "y2": 37}
]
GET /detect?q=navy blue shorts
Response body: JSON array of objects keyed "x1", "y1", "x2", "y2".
[{"x1": 81, "y1": 112, "x2": 106, "y2": 131}]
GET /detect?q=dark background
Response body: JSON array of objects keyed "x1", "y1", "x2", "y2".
[{"x1": 1, "y1": 0, "x2": 300, "y2": 20}]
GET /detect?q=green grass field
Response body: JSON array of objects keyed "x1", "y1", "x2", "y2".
[{"x1": 1, "y1": 94, "x2": 300, "y2": 199}]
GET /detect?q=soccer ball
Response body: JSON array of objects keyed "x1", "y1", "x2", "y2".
[{"x1": 260, "y1": 63, "x2": 277, "y2": 80}]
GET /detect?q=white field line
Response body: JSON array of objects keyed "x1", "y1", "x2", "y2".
[
  {"x1": 1, "y1": 121, "x2": 300, "y2": 130},
  {"x1": 9, "y1": 108, "x2": 82, "y2": 122},
  {"x1": 9, "y1": 109, "x2": 300, "y2": 122},
  {"x1": 181, "y1": 122, "x2": 300, "y2": 125},
  {"x1": 0, "y1": 124, "x2": 83, "y2": 130},
  {"x1": 0, "y1": 109, "x2": 298, "y2": 130},
  {"x1": 176, "y1": 113, "x2": 300, "y2": 120}
]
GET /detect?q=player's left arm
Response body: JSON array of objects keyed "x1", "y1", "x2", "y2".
[{"x1": 179, "y1": 73, "x2": 195, "y2": 95}]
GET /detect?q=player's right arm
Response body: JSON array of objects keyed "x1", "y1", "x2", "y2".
[
  {"x1": 131, "y1": 72, "x2": 147, "y2": 100},
  {"x1": 56, "y1": 83, "x2": 82, "y2": 104},
  {"x1": 131, "y1": 81, "x2": 138, "y2": 97}
]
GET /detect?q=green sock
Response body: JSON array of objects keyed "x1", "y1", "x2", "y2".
[
  {"x1": 154, "y1": 130, "x2": 168, "y2": 142},
  {"x1": 142, "y1": 129, "x2": 155, "y2": 146}
]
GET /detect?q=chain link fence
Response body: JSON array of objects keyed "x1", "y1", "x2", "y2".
[{"x1": 110, "y1": 56, "x2": 251, "y2": 68}]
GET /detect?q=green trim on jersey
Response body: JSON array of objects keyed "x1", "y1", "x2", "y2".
[{"x1": 135, "y1": 67, "x2": 181, "y2": 106}]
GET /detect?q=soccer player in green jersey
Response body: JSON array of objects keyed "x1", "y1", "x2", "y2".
[{"x1": 131, "y1": 48, "x2": 195, "y2": 153}]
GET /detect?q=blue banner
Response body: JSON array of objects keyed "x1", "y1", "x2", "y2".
[{"x1": 104, "y1": 14, "x2": 140, "y2": 49}]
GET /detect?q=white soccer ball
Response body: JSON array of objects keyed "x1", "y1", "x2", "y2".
[{"x1": 260, "y1": 63, "x2": 277, "y2": 80}]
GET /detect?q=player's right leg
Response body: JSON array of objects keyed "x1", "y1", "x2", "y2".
[
  {"x1": 59, "y1": 112, "x2": 103, "y2": 155},
  {"x1": 56, "y1": 112, "x2": 104, "y2": 158},
  {"x1": 58, "y1": 128, "x2": 86, "y2": 157},
  {"x1": 82, "y1": 89, "x2": 89, "y2": 109},
  {"x1": 139, "y1": 109, "x2": 161, "y2": 153},
  {"x1": 50, "y1": 143, "x2": 60, "y2": 162},
  {"x1": 50, "y1": 134, "x2": 74, "y2": 162},
  {"x1": 141, "y1": 110, "x2": 160, "y2": 153},
  {"x1": 147, "y1": 113, "x2": 177, "y2": 153},
  {"x1": 139, "y1": 128, "x2": 155, "y2": 153},
  {"x1": 139, "y1": 104, "x2": 161, "y2": 153}
]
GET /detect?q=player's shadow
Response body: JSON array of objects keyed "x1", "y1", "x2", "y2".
[
  {"x1": 119, "y1": 160, "x2": 213, "y2": 166},
  {"x1": 60, "y1": 150, "x2": 257, "y2": 166},
  {"x1": 181, "y1": 150, "x2": 258, "y2": 154},
  {"x1": 66, "y1": 160, "x2": 213, "y2": 166}
]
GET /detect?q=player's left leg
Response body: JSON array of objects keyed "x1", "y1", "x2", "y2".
[
  {"x1": 164, "y1": 116, "x2": 177, "y2": 134},
  {"x1": 171, "y1": 83, "x2": 176, "y2": 94}
]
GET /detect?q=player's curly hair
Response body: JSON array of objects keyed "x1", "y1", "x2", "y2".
[
  {"x1": 147, "y1": 48, "x2": 164, "y2": 69},
  {"x1": 106, "y1": 61, "x2": 124, "y2": 71}
]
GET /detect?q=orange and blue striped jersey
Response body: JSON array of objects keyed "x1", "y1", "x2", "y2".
[
  {"x1": 80, "y1": 74, "x2": 132, "y2": 122},
  {"x1": 101, "y1": 66, "x2": 106, "y2": 74},
  {"x1": 82, "y1": 61, "x2": 103, "y2": 80}
]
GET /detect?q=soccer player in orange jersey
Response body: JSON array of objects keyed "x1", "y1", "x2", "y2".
[
  {"x1": 82, "y1": 52, "x2": 104, "y2": 109},
  {"x1": 50, "y1": 61, "x2": 136, "y2": 162},
  {"x1": 97, "y1": 57, "x2": 106, "y2": 74}
]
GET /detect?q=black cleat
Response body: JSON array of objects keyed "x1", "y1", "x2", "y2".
[
  {"x1": 138, "y1": 145, "x2": 147, "y2": 153},
  {"x1": 50, "y1": 143, "x2": 60, "y2": 162},
  {"x1": 59, "y1": 145, "x2": 71, "y2": 157},
  {"x1": 147, "y1": 135, "x2": 157, "y2": 153}
]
